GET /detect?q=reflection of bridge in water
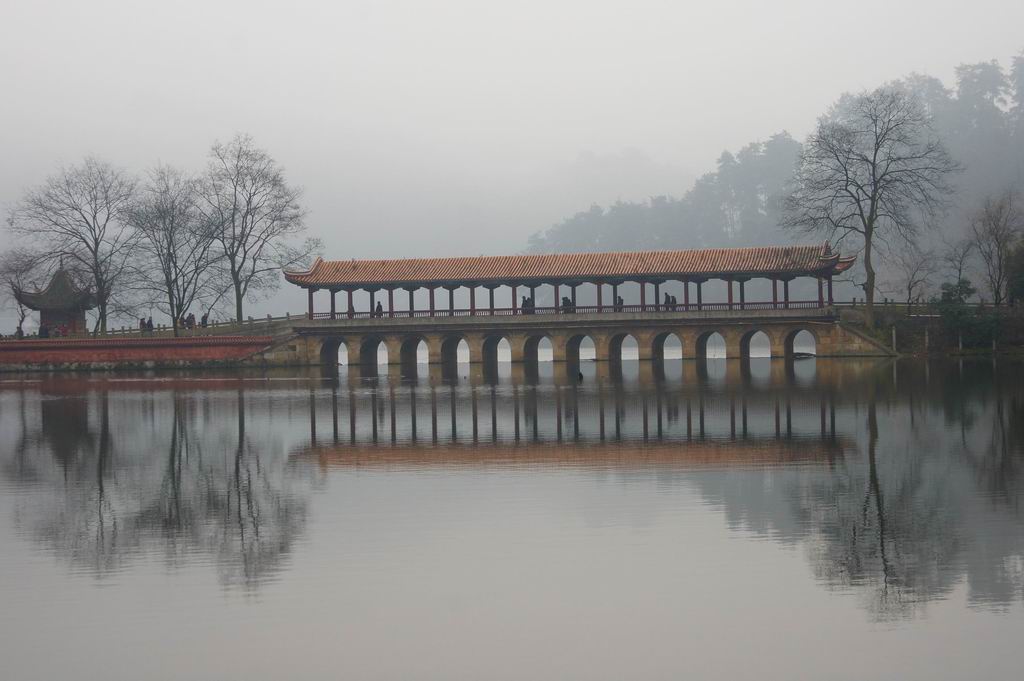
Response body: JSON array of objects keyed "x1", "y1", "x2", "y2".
[
  {"x1": 295, "y1": 437, "x2": 848, "y2": 470},
  {"x1": 297, "y1": 359, "x2": 849, "y2": 456}
]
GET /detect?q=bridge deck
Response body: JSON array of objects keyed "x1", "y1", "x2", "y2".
[
  {"x1": 293, "y1": 306, "x2": 838, "y2": 338},
  {"x1": 296, "y1": 305, "x2": 836, "y2": 332}
]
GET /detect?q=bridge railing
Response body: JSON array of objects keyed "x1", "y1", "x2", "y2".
[
  {"x1": 830, "y1": 300, "x2": 1020, "y2": 318},
  {"x1": 1, "y1": 299, "x2": 848, "y2": 342},
  {"x1": 311, "y1": 300, "x2": 827, "y2": 320}
]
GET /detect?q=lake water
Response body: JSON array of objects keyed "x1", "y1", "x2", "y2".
[{"x1": 1, "y1": 357, "x2": 1022, "y2": 680}]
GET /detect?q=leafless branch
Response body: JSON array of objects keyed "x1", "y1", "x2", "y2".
[{"x1": 782, "y1": 86, "x2": 960, "y2": 325}]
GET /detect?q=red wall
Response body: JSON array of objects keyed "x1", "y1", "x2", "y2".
[
  {"x1": 0, "y1": 336, "x2": 275, "y2": 367},
  {"x1": 40, "y1": 309, "x2": 88, "y2": 335}
]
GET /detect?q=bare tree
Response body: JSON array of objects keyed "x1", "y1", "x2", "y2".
[
  {"x1": 127, "y1": 165, "x2": 225, "y2": 336},
  {"x1": 886, "y1": 243, "x2": 937, "y2": 307},
  {"x1": 7, "y1": 158, "x2": 138, "y2": 333},
  {"x1": 971, "y1": 191, "x2": 1022, "y2": 305},
  {"x1": 941, "y1": 236, "x2": 975, "y2": 289},
  {"x1": 782, "y1": 86, "x2": 959, "y2": 326},
  {"x1": 198, "y1": 134, "x2": 320, "y2": 322}
]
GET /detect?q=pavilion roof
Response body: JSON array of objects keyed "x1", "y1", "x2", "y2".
[
  {"x1": 14, "y1": 268, "x2": 97, "y2": 312},
  {"x1": 284, "y1": 242, "x2": 855, "y2": 290}
]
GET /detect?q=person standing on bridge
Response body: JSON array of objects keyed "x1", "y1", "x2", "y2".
[{"x1": 375, "y1": 301, "x2": 384, "y2": 318}]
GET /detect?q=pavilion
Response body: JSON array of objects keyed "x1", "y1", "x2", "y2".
[
  {"x1": 14, "y1": 268, "x2": 96, "y2": 335},
  {"x1": 285, "y1": 242, "x2": 855, "y2": 320}
]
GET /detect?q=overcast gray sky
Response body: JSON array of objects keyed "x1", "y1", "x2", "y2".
[{"x1": 2, "y1": 0, "x2": 1023, "y2": 317}]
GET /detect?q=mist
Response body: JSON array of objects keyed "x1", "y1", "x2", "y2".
[{"x1": 2, "y1": 0, "x2": 1023, "y2": 321}]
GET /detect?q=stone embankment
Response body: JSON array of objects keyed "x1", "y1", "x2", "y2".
[
  {"x1": 0, "y1": 310, "x2": 898, "y2": 372},
  {"x1": 839, "y1": 307, "x2": 1024, "y2": 356},
  {"x1": 0, "y1": 335, "x2": 278, "y2": 371}
]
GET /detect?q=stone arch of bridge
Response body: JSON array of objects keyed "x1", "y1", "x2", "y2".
[
  {"x1": 399, "y1": 335, "x2": 428, "y2": 376},
  {"x1": 607, "y1": 332, "x2": 640, "y2": 365},
  {"x1": 319, "y1": 336, "x2": 350, "y2": 367},
  {"x1": 695, "y1": 330, "x2": 727, "y2": 360},
  {"x1": 480, "y1": 333, "x2": 512, "y2": 380},
  {"x1": 651, "y1": 331, "x2": 683, "y2": 362},
  {"x1": 481, "y1": 334, "x2": 511, "y2": 365},
  {"x1": 358, "y1": 335, "x2": 388, "y2": 373},
  {"x1": 439, "y1": 334, "x2": 469, "y2": 378},
  {"x1": 521, "y1": 333, "x2": 554, "y2": 373},
  {"x1": 784, "y1": 327, "x2": 819, "y2": 358},
  {"x1": 739, "y1": 329, "x2": 775, "y2": 360},
  {"x1": 564, "y1": 333, "x2": 597, "y2": 366}
]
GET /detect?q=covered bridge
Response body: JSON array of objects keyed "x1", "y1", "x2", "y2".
[{"x1": 285, "y1": 243, "x2": 855, "y2": 320}]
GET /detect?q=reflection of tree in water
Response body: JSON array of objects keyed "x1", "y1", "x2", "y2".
[
  {"x1": 966, "y1": 386, "x2": 1024, "y2": 501},
  {"x1": 688, "y1": 361, "x2": 1024, "y2": 620},
  {"x1": 797, "y1": 397, "x2": 961, "y2": 620},
  {"x1": 7, "y1": 390, "x2": 130, "y2": 575},
  {"x1": 6, "y1": 387, "x2": 308, "y2": 590},
  {"x1": 955, "y1": 376, "x2": 1024, "y2": 608}
]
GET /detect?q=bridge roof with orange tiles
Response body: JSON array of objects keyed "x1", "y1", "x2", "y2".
[{"x1": 284, "y1": 242, "x2": 855, "y2": 290}]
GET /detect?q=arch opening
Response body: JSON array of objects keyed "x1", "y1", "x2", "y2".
[
  {"x1": 482, "y1": 335, "x2": 511, "y2": 381},
  {"x1": 609, "y1": 333, "x2": 638, "y2": 364},
  {"x1": 785, "y1": 328, "x2": 818, "y2": 358},
  {"x1": 359, "y1": 336, "x2": 388, "y2": 373},
  {"x1": 652, "y1": 332, "x2": 682, "y2": 361},
  {"x1": 319, "y1": 338, "x2": 349, "y2": 367},
  {"x1": 564, "y1": 334, "x2": 596, "y2": 381},
  {"x1": 523, "y1": 335, "x2": 553, "y2": 364},
  {"x1": 399, "y1": 336, "x2": 427, "y2": 378},
  {"x1": 482, "y1": 335, "x2": 512, "y2": 365},
  {"x1": 522, "y1": 335, "x2": 553, "y2": 381},
  {"x1": 456, "y1": 338, "x2": 470, "y2": 363},
  {"x1": 440, "y1": 335, "x2": 467, "y2": 378},
  {"x1": 740, "y1": 330, "x2": 772, "y2": 360},
  {"x1": 565, "y1": 334, "x2": 596, "y2": 365},
  {"x1": 695, "y1": 331, "x2": 726, "y2": 360}
]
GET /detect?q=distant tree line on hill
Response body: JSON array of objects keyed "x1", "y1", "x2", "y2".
[
  {"x1": 528, "y1": 131, "x2": 802, "y2": 254},
  {"x1": 528, "y1": 52, "x2": 1024, "y2": 326}
]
